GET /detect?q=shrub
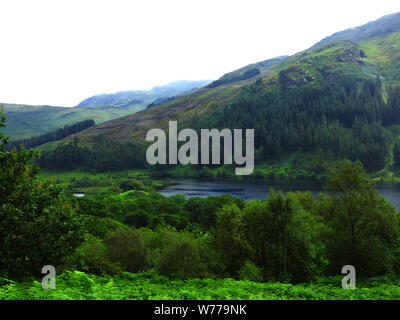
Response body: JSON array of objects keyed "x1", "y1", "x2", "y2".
[
  {"x1": 104, "y1": 228, "x2": 149, "y2": 273},
  {"x1": 124, "y1": 210, "x2": 151, "y2": 228},
  {"x1": 119, "y1": 180, "x2": 147, "y2": 192},
  {"x1": 85, "y1": 216, "x2": 128, "y2": 238},
  {"x1": 152, "y1": 214, "x2": 189, "y2": 230},
  {"x1": 155, "y1": 231, "x2": 223, "y2": 279},
  {"x1": 239, "y1": 261, "x2": 263, "y2": 282},
  {"x1": 69, "y1": 235, "x2": 121, "y2": 275}
]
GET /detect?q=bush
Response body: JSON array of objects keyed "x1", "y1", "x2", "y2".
[
  {"x1": 119, "y1": 180, "x2": 147, "y2": 192},
  {"x1": 155, "y1": 231, "x2": 223, "y2": 279},
  {"x1": 104, "y1": 228, "x2": 149, "y2": 273},
  {"x1": 239, "y1": 261, "x2": 263, "y2": 282},
  {"x1": 85, "y1": 216, "x2": 128, "y2": 238},
  {"x1": 124, "y1": 210, "x2": 151, "y2": 228},
  {"x1": 68, "y1": 235, "x2": 121, "y2": 275},
  {"x1": 152, "y1": 214, "x2": 189, "y2": 230}
]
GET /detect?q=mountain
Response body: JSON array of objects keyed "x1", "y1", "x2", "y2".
[
  {"x1": 312, "y1": 12, "x2": 400, "y2": 48},
  {"x1": 207, "y1": 56, "x2": 288, "y2": 88},
  {"x1": 37, "y1": 12, "x2": 400, "y2": 176},
  {"x1": 2, "y1": 103, "x2": 140, "y2": 140},
  {"x1": 2, "y1": 80, "x2": 211, "y2": 140},
  {"x1": 76, "y1": 80, "x2": 211, "y2": 108}
]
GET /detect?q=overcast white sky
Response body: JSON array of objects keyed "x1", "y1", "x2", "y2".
[{"x1": 0, "y1": 0, "x2": 399, "y2": 107}]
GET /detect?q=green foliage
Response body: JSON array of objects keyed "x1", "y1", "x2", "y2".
[
  {"x1": 104, "y1": 229, "x2": 149, "y2": 273},
  {"x1": 119, "y1": 179, "x2": 147, "y2": 192},
  {"x1": 208, "y1": 67, "x2": 261, "y2": 88},
  {"x1": 6, "y1": 119, "x2": 95, "y2": 150},
  {"x1": 238, "y1": 261, "x2": 263, "y2": 282},
  {"x1": 0, "y1": 108, "x2": 86, "y2": 278},
  {"x1": 85, "y1": 216, "x2": 128, "y2": 238},
  {"x1": 68, "y1": 235, "x2": 122, "y2": 275},
  {"x1": 37, "y1": 141, "x2": 147, "y2": 172},
  {"x1": 214, "y1": 203, "x2": 251, "y2": 276},
  {"x1": 155, "y1": 231, "x2": 223, "y2": 279},
  {"x1": 321, "y1": 160, "x2": 399, "y2": 277},
  {"x1": 248, "y1": 192, "x2": 321, "y2": 283},
  {"x1": 184, "y1": 195, "x2": 244, "y2": 230},
  {"x1": 123, "y1": 210, "x2": 151, "y2": 228},
  {"x1": 2, "y1": 271, "x2": 400, "y2": 300},
  {"x1": 2, "y1": 111, "x2": 400, "y2": 300},
  {"x1": 210, "y1": 78, "x2": 392, "y2": 172},
  {"x1": 394, "y1": 140, "x2": 400, "y2": 167}
]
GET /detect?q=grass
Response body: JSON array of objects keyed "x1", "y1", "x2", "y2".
[
  {"x1": 38, "y1": 169, "x2": 174, "y2": 196},
  {"x1": 1, "y1": 271, "x2": 400, "y2": 300},
  {"x1": 360, "y1": 32, "x2": 400, "y2": 81},
  {"x1": 39, "y1": 169, "x2": 148, "y2": 183}
]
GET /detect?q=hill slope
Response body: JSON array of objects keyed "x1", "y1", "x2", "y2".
[
  {"x1": 313, "y1": 12, "x2": 400, "y2": 48},
  {"x1": 2, "y1": 80, "x2": 211, "y2": 140},
  {"x1": 39, "y1": 12, "x2": 400, "y2": 176},
  {"x1": 76, "y1": 80, "x2": 211, "y2": 108}
]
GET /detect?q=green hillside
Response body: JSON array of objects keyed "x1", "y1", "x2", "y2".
[
  {"x1": 2, "y1": 80, "x2": 211, "y2": 140},
  {"x1": 37, "y1": 13, "x2": 400, "y2": 177},
  {"x1": 76, "y1": 80, "x2": 211, "y2": 108},
  {"x1": 313, "y1": 12, "x2": 400, "y2": 48},
  {"x1": 2, "y1": 103, "x2": 140, "y2": 140}
]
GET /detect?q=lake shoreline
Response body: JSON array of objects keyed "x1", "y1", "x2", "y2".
[{"x1": 159, "y1": 178, "x2": 400, "y2": 210}]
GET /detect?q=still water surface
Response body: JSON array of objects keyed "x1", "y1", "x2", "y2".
[{"x1": 159, "y1": 179, "x2": 400, "y2": 211}]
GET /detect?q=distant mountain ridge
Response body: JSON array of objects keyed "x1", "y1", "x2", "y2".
[
  {"x1": 2, "y1": 80, "x2": 211, "y2": 140},
  {"x1": 207, "y1": 56, "x2": 288, "y2": 88},
  {"x1": 312, "y1": 12, "x2": 400, "y2": 48},
  {"x1": 76, "y1": 80, "x2": 212, "y2": 108}
]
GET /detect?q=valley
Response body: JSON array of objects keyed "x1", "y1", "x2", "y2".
[
  {"x1": 2, "y1": 80, "x2": 210, "y2": 140},
  {"x1": 2, "y1": 9, "x2": 400, "y2": 302}
]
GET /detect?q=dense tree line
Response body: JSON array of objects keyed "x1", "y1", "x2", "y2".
[
  {"x1": 191, "y1": 77, "x2": 400, "y2": 172},
  {"x1": 7, "y1": 119, "x2": 95, "y2": 151},
  {"x1": 394, "y1": 140, "x2": 400, "y2": 167},
  {"x1": 37, "y1": 139, "x2": 146, "y2": 172},
  {"x1": 63, "y1": 160, "x2": 400, "y2": 283}
]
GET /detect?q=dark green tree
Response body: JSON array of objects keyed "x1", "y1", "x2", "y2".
[
  {"x1": 322, "y1": 160, "x2": 399, "y2": 276},
  {"x1": 214, "y1": 203, "x2": 251, "y2": 276},
  {"x1": 0, "y1": 108, "x2": 85, "y2": 278},
  {"x1": 243, "y1": 191, "x2": 320, "y2": 283},
  {"x1": 394, "y1": 141, "x2": 400, "y2": 167}
]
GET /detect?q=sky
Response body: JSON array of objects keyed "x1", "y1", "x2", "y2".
[{"x1": 0, "y1": 0, "x2": 399, "y2": 107}]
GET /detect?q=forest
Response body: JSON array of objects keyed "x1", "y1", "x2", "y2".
[
  {"x1": 198, "y1": 77, "x2": 400, "y2": 172},
  {"x1": 1, "y1": 109, "x2": 400, "y2": 299},
  {"x1": 6, "y1": 119, "x2": 95, "y2": 151},
  {"x1": 35, "y1": 76, "x2": 400, "y2": 176}
]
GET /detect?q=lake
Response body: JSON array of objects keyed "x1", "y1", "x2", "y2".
[{"x1": 159, "y1": 179, "x2": 400, "y2": 211}]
